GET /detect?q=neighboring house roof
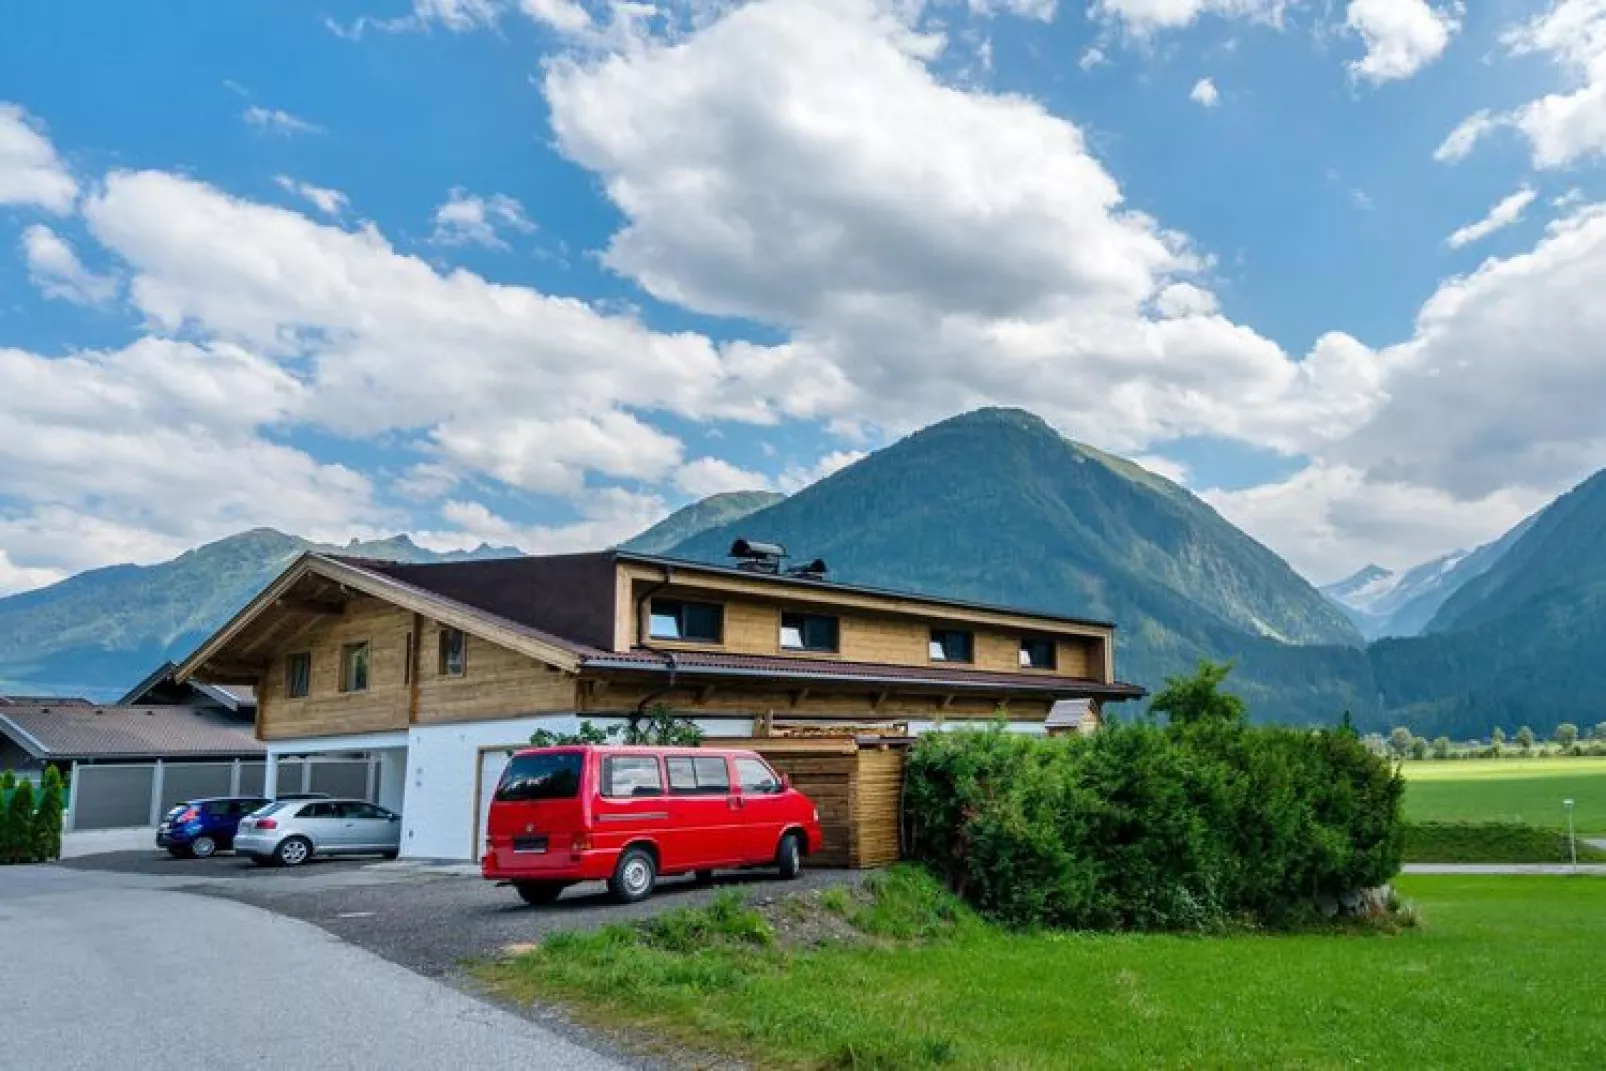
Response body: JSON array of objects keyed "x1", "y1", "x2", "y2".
[
  {"x1": 117, "y1": 662, "x2": 258, "y2": 712},
  {"x1": 0, "y1": 695, "x2": 93, "y2": 706},
  {"x1": 1046, "y1": 698, "x2": 1096, "y2": 729},
  {"x1": 583, "y1": 650, "x2": 1146, "y2": 699},
  {"x1": 0, "y1": 704, "x2": 264, "y2": 761}
]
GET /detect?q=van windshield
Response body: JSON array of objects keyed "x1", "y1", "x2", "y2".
[{"x1": 495, "y1": 752, "x2": 583, "y2": 802}]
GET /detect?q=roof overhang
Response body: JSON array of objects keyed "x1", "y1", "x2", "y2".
[{"x1": 175, "y1": 553, "x2": 583, "y2": 685}]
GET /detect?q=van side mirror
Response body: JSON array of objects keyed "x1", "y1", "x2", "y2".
[{"x1": 779, "y1": 773, "x2": 791, "y2": 790}]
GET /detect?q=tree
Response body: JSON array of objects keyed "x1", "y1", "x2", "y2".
[
  {"x1": 3, "y1": 780, "x2": 36, "y2": 864},
  {"x1": 528, "y1": 705, "x2": 704, "y2": 748},
  {"x1": 1594, "y1": 723, "x2": 1606, "y2": 743},
  {"x1": 0, "y1": 770, "x2": 13, "y2": 791},
  {"x1": 1149, "y1": 660, "x2": 1247, "y2": 726},
  {"x1": 1516, "y1": 726, "x2": 1535, "y2": 751},
  {"x1": 1555, "y1": 723, "x2": 1579, "y2": 748},
  {"x1": 32, "y1": 767, "x2": 63, "y2": 862},
  {"x1": 1432, "y1": 736, "x2": 1452, "y2": 759},
  {"x1": 1491, "y1": 727, "x2": 1507, "y2": 746},
  {"x1": 1389, "y1": 726, "x2": 1415, "y2": 758},
  {"x1": 1410, "y1": 736, "x2": 1429, "y2": 760}
]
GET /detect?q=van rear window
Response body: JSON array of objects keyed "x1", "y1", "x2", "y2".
[{"x1": 496, "y1": 753, "x2": 583, "y2": 802}]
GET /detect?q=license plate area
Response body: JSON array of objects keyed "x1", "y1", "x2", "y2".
[{"x1": 512, "y1": 835, "x2": 549, "y2": 854}]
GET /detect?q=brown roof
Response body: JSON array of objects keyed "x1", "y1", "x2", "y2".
[
  {"x1": 0, "y1": 704, "x2": 263, "y2": 761},
  {"x1": 580, "y1": 649, "x2": 1146, "y2": 699}
]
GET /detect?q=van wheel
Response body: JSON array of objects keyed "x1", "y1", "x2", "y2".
[
  {"x1": 515, "y1": 881, "x2": 567, "y2": 906},
  {"x1": 776, "y1": 833, "x2": 803, "y2": 880},
  {"x1": 190, "y1": 835, "x2": 217, "y2": 859},
  {"x1": 609, "y1": 847, "x2": 658, "y2": 903}
]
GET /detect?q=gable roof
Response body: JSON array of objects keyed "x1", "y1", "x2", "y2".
[
  {"x1": 0, "y1": 704, "x2": 263, "y2": 761},
  {"x1": 117, "y1": 661, "x2": 258, "y2": 712}
]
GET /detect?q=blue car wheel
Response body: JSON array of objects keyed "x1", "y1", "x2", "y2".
[{"x1": 191, "y1": 835, "x2": 218, "y2": 859}]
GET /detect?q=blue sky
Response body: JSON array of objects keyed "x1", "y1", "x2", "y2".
[{"x1": 3, "y1": 0, "x2": 1606, "y2": 592}]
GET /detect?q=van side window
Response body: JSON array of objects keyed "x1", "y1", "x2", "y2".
[
  {"x1": 603, "y1": 755, "x2": 664, "y2": 798},
  {"x1": 666, "y1": 756, "x2": 731, "y2": 795},
  {"x1": 734, "y1": 757, "x2": 782, "y2": 795}
]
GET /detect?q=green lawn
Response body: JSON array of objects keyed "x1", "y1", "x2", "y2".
[
  {"x1": 1404, "y1": 758, "x2": 1606, "y2": 835},
  {"x1": 480, "y1": 873, "x2": 1606, "y2": 1069}
]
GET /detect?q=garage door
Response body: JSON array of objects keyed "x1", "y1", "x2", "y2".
[{"x1": 475, "y1": 748, "x2": 516, "y2": 861}]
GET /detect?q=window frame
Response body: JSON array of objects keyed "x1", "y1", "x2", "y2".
[
  {"x1": 285, "y1": 651, "x2": 312, "y2": 700},
  {"x1": 665, "y1": 755, "x2": 733, "y2": 796},
  {"x1": 338, "y1": 641, "x2": 371, "y2": 694},
  {"x1": 779, "y1": 611, "x2": 841, "y2": 653},
  {"x1": 1019, "y1": 637, "x2": 1057, "y2": 671},
  {"x1": 647, "y1": 598, "x2": 724, "y2": 644},
  {"x1": 601, "y1": 754, "x2": 667, "y2": 799},
  {"x1": 928, "y1": 628, "x2": 975, "y2": 664},
  {"x1": 438, "y1": 627, "x2": 468, "y2": 678}
]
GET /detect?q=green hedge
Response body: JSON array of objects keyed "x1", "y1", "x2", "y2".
[
  {"x1": 0, "y1": 767, "x2": 65, "y2": 865},
  {"x1": 1404, "y1": 821, "x2": 1606, "y2": 864},
  {"x1": 904, "y1": 718, "x2": 1404, "y2": 931}
]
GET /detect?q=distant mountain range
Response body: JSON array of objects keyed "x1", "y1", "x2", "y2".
[
  {"x1": 4, "y1": 406, "x2": 1605, "y2": 739},
  {"x1": 0, "y1": 531, "x2": 516, "y2": 698}
]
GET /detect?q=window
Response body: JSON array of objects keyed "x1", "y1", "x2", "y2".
[
  {"x1": 343, "y1": 802, "x2": 392, "y2": 820},
  {"x1": 494, "y1": 752, "x2": 583, "y2": 802},
  {"x1": 666, "y1": 755, "x2": 732, "y2": 795},
  {"x1": 735, "y1": 757, "x2": 782, "y2": 795},
  {"x1": 929, "y1": 629, "x2": 974, "y2": 663},
  {"x1": 339, "y1": 642, "x2": 370, "y2": 693},
  {"x1": 285, "y1": 652, "x2": 311, "y2": 699},
  {"x1": 438, "y1": 627, "x2": 467, "y2": 677},
  {"x1": 602, "y1": 755, "x2": 665, "y2": 798},
  {"x1": 302, "y1": 801, "x2": 339, "y2": 819},
  {"x1": 648, "y1": 599, "x2": 723, "y2": 643},
  {"x1": 1020, "y1": 638, "x2": 1057, "y2": 670},
  {"x1": 780, "y1": 612, "x2": 840, "y2": 652}
]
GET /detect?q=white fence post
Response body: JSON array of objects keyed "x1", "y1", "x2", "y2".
[
  {"x1": 148, "y1": 760, "x2": 165, "y2": 826},
  {"x1": 301, "y1": 759, "x2": 312, "y2": 794},
  {"x1": 65, "y1": 761, "x2": 79, "y2": 834},
  {"x1": 365, "y1": 758, "x2": 377, "y2": 802},
  {"x1": 230, "y1": 758, "x2": 242, "y2": 796},
  {"x1": 263, "y1": 752, "x2": 279, "y2": 799}
]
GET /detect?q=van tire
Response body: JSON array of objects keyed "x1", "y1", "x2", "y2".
[
  {"x1": 609, "y1": 846, "x2": 658, "y2": 903},
  {"x1": 776, "y1": 832, "x2": 803, "y2": 880},
  {"x1": 515, "y1": 881, "x2": 567, "y2": 906}
]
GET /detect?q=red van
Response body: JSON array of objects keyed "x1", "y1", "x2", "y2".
[{"x1": 481, "y1": 745, "x2": 824, "y2": 905}]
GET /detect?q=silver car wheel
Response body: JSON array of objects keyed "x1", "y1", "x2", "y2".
[
  {"x1": 622, "y1": 856, "x2": 651, "y2": 895},
  {"x1": 191, "y1": 835, "x2": 216, "y2": 859},
  {"x1": 278, "y1": 838, "x2": 310, "y2": 866}
]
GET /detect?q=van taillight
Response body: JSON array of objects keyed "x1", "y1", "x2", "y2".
[{"x1": 255, "y1": 818, "x2": 278, "y2": 830}]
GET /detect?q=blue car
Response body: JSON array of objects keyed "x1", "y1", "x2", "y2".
[{"x1": 157, "y1": 796, "x2": 270, "y2": 858}]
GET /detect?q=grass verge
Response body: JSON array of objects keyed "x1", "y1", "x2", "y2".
[
  {"x1": 1404, "y1": 821, "x2": 1606, "y2": 864},
  {"x1": 475, "y1": 868, "x2": 1606, "y2": 1069}
]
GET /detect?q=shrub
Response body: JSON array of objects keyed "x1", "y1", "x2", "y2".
[
  {"x1": 904, "y1": 668, "x2": 1403, "y2": 931},
  {"x1": 33, "y1": 767, "x2": 63, "y2": 862},
  {"x1": 528, "y1": 703, "x2": 703, "y2": 748},
  {"x1": 2, "y1": 780, "x2": 37, "y2": 864},
  {"x1": 0, "y1": 770, "x2": 14, "y2": 791}
]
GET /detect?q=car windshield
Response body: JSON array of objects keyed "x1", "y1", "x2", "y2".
[{"x1": 495, "y1": 752, "x2": 583, "y2": 802}]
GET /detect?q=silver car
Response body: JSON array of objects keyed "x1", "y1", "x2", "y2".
[{"x1": 235, "y1": 798, "x2": 402, "y2": 867}]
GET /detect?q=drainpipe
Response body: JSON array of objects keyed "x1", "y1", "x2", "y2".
[{"x1": 632, "y1": 564, "x2": 680, "y2": 723}]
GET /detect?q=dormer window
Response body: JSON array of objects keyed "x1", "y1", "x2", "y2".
[
  {"x1": 649, "y1": 599, "x2": 723, "y2": 643},
  {"x1": 929, "y1": 628, "x2": 974, "y2": 663}
]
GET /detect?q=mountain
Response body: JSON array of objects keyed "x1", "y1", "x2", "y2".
[
  {"x1": 621, "y1": 490, "x2": 786, "y2": 555},
  {"x1": 662, "y1": 408, "x2": 1369, "y2": 722},
  {"x1": 1321, "y1": 519, "x2": 1534, "y2": 641},
  {"x1": 0, "y1": 530, "x2": 517, "y2": 699}
]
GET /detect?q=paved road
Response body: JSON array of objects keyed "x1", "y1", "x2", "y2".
[
  {"x1": 0, "y1": 865, "x2": 627, "y2": 1071},
  {"x1": 1403, "y1": 863, "x2": 1606, "y2": 875}
]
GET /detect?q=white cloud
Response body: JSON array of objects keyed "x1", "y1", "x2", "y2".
[
  {"x1": 1190, "y1": 78, "x2": 1221, "y2": 107},
  {"x1": 0, "y1": 549, "x2": 63, "y2": 598},
  {"x1": 0, "y1": 102, "x2": 77, "y2": 212},
  {"x1": 431, "y1": 187, "x2": 536, "y2": 248},
  {"x1": 242, "y1": 106, "x2": 323, "y2": 136},
  {"x1": 519, "y1": 0, "x2": 593, "y2": 32},
  {"x1": 544, "y1": 0, "x2": 1386, "y2": 461},
  {"x1": 778, "y1": 449, "x2": 866, "y2": 492},
  {"x1": 273, "y1": 175, "x2": 349, "y2": 216},
  {"x1": 1130, "y1": 453, "x2": 1190, "y2": 485},
  {"x1": 1344, "y1": 0, "x2": 1460, "y2": 85},
  {"x1": 1090, "y1": 0, "x2": 1294, "y2": 35},
  {"x1": 1445, "y1": 186, "x2": 1536, "y2": 249},
  {"x1": 674, "y1": 457, "x2": 774, "y2": 497},
  {"x1": 415, "y1": 488, "x2": 669, "y2": 555},
  {"x1": 1203, "y1": 463, "x2": 1544, "y2": 582},
  {"x1": 21, "y1": 225, "x2": 118, "y2": 305},
  {"x1": 1439, "y1": 1, "x2": 1606, "y2": 168},
  {"x1": 1079, "y1": 47, "x2": 1107, "y2": 71}
]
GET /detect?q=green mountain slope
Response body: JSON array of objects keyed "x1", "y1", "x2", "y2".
[
  {"x1": 665, "y1": 408, "x2": 1368, "y2": 722},
  {"x1": 0, "y1": 530, "x2": 516, "y2": 699},
  {"x1": 621, "y1": 490, "x2": 786, "y2": 554}
]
